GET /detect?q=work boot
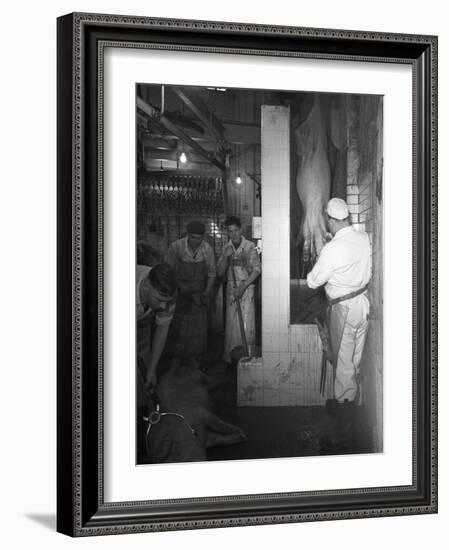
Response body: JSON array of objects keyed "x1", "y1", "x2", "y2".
[{"x1": 320, "y1": 399, "x2": 358, "y2": 454}]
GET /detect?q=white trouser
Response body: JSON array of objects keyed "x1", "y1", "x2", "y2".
[{"x1": 334, "y1": 294, "x2": 370, "y2": 403}]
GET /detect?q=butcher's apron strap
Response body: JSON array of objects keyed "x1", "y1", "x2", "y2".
[{"x1": 327, "y1": 284, "x2": 369, "y2": 307}]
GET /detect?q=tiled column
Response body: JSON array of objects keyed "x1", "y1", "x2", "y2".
[
  {"x1": 261, "y1": 105, "x2": 290, "y2": 357},
  {"x1": 237, "y1": 104, "x2": 332, "y2": 407},
  {"x1": 260, "y1": 105, "x2": 290, "y2": 405}
]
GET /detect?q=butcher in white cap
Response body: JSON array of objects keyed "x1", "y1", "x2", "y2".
[{"x1": 307, "y1": 197, "x2": 371, "y2": 452}]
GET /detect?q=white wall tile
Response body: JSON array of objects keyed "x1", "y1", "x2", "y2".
[
  {"x1": 263, "y1": 332, "x2": 280, "y2": 352},
  {"x1": 263, "y1": 202, "x2": 280, "y2": 219},
  {"x1": 262, "y1": 314, "x2": 280, "y2": 335},
  {"x1": 262, "y1": 259, "x2": 280, "y2": 278},
  {"x1": 261, "y1": 149, "x2": 280, "y2": 169},
  {"x1": 278, "y1": 114, "x2": 290, "y2": 132},
  {"x1": 263, "y1": 185, "x2": 279, "y2": 205},
  {"x1": 262, "y1": 107, "x2": 282, "y2": 129},
  {"x1": 262, "y1": 167, "x2": 280, "y2": 188},
  {"x1": 263, "y1": 296, "x2": 280, "y2": 315},
  {"x1": 279, "y1": 334, "x2": 290, "y2": 352},
  {"x1": 261, "y1": 242, "x2": 279, "y2": 260},
  {"x1": 279, "y1": 281, "x2": 289, "y2": 299},
  {"x1": 263, "y1": 131, "x2": 281, "y2": 149},
  {"x1": 262, "y1": 276, "x2": 280, "y2": 298},
  {"x1": 263, "y1": 351, "x2": 280, "y2": 369},
  {"x1": 261, "y1": 223, "x2": 280, "y2": 243}
]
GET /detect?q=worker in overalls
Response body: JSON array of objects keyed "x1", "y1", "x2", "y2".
[
  {"x1": 217, "y1": 216, "x2": 261, "y2": 363},
  {"x1": 307, "y1": 198, "x2": 371, "y2": 451},
  {"x1": 165, "y1": 221, "x2": 216, "y2": 362},
  {"x1": 136, "y1": 262, "x2": 177, "y2": 398}
]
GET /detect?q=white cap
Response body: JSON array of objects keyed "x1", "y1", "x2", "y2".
[{"x1": 326, "y1": 198, "x2": 349, "y2": 220}]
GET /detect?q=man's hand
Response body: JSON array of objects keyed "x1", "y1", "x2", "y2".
[
  {"x1": 178, "y1": 282, "x2": 190, "y2": 295},
  {"x1": 223, "y1": 245, "x2": 234, "y2": 259},
  {"x1": 200, "y1": 289, "x2": 211, "y2": 307},
  {"x1": 233, "y1": 283, "x2": 246, "y2": 300},
  {"x1": 190, "y1": 293, "x2": 201, "y2": 306},
  {"x1": 145, "y1": 369, "x2": 157, "y2": 394}
]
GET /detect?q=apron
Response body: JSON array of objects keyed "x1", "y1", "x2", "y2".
[
  {"x1": 328, "y1": 302, "x2": 349, "y2": 369},
  {"x1": 169, "y1": 259, "x2": 208, "y2": 356},
  {"x1": 223, "y1": 257, "x2": 256, "y2": 363}
]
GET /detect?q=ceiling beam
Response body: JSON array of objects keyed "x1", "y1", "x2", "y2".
[
  {"x1": 143, "y1": 149, "x2": 215, "y2": 164},
  {"x1": 171, "y1": 86, "x2": 228, "y2": 146},
  {"x1": 145, "y1": 126, "x2": 260, "y2": 146},
  {"x1": 141, "y1": 137, "x2": 178, "y2": 150},
  {"x1": 137, "y1": 96, "x2": 225, "y2": 172},
  {"x1": 224, "y1": 123, "x2": 260, "y2": 145}
]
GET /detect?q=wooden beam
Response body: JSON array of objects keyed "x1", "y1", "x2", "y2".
[
  {"x1": 137, "y1": 96, "x2": 225, "y2": 172},
  {"x1": 146, "y1": 125, "x2": 260, "y2": 146},
  {"x1": 223, "y1": 123, "x2": 260, "y2": 145},
  {"x1": 171, "y1": 86, "x2": 228, "y2": 146},
  {"x1": 141, "y1": 137, "x2": 178, "y2": 150},
  {"x1": 245, "y1": 171, "x2": 261, "y2": 186}
]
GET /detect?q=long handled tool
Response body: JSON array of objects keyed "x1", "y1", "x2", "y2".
[
  {"x1": 315, "y1": 316, "x2": 334, "y2": 396},
  {"x1": 230, "y1": 262, "x2": 250, "y2": 358}
]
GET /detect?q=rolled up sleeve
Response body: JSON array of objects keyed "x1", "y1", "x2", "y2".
[
  {"x1": 307, "y1": 245, "x2": 334, "y2": 289},
  {"x1": 247, "y1": 243, "x2": 261, "y2": 275},
  {"x1": 155, "y1": 302, "x2": 176, "y2": 326},
  {"x1": 165, "y1": 243, "x2": 178, "y2": 267}
]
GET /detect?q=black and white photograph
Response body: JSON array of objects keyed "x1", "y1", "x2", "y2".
[
  {"x1": 135, "y1": 83, "x2": 383, "y2": 465},
  {"x1": 1, "y1": 0, "x2": 444, "y2": 544},
  {"x1": 48, "y1": 3, "x2": 438, "y2": 541}
]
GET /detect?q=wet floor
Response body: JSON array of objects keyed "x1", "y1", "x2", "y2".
[{"x1": 137, "y1": 336, "x2": 374, "y2": 465}]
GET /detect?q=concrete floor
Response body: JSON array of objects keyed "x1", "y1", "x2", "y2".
[
  {"x1": 207, "y1": 405, "x2": 323, "y2": 460},
  {"x1": 137, "y1": 335, "x2": 375, "y2": 464},
  {"x1": 206, "y1": 362, "x2": 373, "y2": 461}
]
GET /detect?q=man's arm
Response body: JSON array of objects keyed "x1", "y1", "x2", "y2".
[
  {"x1": 165, "y1": 242, "x2": 178, "y2": 268},
  {"x1": 204, "y1": 274, "x2": 216, "y2": 295},
  {"x1": 234, "y1": 268, "x2": 259, "y2": 298},
  {"x1": 217, "y1": 243, "x2": 233, "y2": 277},
  {"x1": 234, "y1": 244, "x2": 261, "y2": 298},
  {"x1": 306, "y1": 244, "x2": 333, "y2": 289},
  {"x1": 145, "y1": 324, "x2": 169, "y2": 390}
]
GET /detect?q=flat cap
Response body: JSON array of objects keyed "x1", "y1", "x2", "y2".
[{"x1": 186, "y1": 221, "x2": 206, "y2": 235}]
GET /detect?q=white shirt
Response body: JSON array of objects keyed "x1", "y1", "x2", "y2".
[
  {"x1": 220, "y1": 236, "x2": 261, "y2": 282},
  {"x1": 307, "y1": 226, "x2": 371, "y2": 300},
  {"x1": 136, "y1": 265, "x2": 175, "y2": 324}
]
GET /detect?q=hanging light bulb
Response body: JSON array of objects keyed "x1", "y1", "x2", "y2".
[
  {"x1": 235, "y1": 147, "x2": 242, "y2": 184},
  {"x1": 179, "y1": 151, "x2": 187, "y2": 164},
  {"x1": 159, "y1": 160, "x2": 164, "y2": 171}
]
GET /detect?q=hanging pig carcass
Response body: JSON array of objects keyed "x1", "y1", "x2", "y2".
[{"x1": 293, "y1": 94, "x2": 331, "y2": 272}]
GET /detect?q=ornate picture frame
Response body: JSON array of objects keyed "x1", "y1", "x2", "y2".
[{"x1": 57, "y1": 12, "x2": 437, "y2": 536}]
